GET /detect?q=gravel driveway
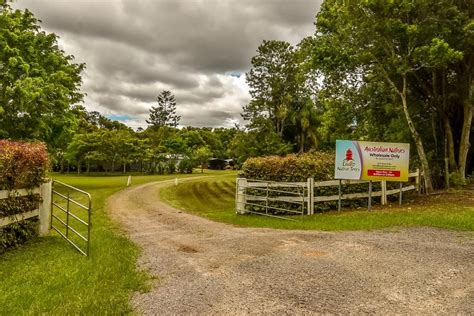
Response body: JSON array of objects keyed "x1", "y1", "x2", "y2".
[{"x1": 107, "y1": 180, "x2": 473, "y2": 314}]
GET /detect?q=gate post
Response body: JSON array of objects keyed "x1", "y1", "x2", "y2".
[
  {"x1": 39, "y1": 180, "x2": 52, "y2": 236},
  {"x1": 236, "y1": 178, "x2": 247, "y2": 214}
]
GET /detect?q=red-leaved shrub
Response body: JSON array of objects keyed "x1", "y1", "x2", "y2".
[
  {"x1": 0, "y1": 140, "x2": 49, "y2": 190},
  {"x1": 242, "y1": 152, "x2": 335, "y2": 182}
]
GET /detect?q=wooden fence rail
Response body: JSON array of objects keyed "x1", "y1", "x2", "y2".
[
  {"x1": 0, "y1": 181, "x2": 52, "y2": 236},
  {"x1": 236, "y1": 170, "x2": 421, "y2": 216}
]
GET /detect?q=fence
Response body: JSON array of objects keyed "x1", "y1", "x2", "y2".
[
  {"x1": 236, "y1": 170, "x2": 421, "y2": 217},
  {"x1": 0, "y1": 181, "x2": 52, "y2": 236}
]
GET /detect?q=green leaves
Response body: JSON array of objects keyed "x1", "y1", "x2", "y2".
[{"x1": 0, "y1": 5, "x2": 84, "y2": 144}]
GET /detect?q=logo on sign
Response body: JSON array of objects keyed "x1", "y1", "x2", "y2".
[{"x1": 343, "y1": 149, "x2": 355, "y2": 167}]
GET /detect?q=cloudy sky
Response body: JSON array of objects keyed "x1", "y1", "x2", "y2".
[{"x1": 15, "y1": 0, "x2": 322, "y2": 129}]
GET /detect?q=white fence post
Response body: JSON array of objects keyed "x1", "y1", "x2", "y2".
[
  {"x1": 236, "y1": 178, "x2": 247, "y2": 214},
  {"x1": 306, "y1": 178, "x2": 314, "y2": 215},
  {"x1": 39, "y1": 181, "x2": 52, "y2": 236}
]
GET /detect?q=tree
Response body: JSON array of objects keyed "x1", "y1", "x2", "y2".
[
  {"x1": 0, "y1": 4, "x2": 84, "y2": 144},
  {"x1": 193, "y1": 146, "x2": 212, "y2": 173},
  {"x1": 244, "y1": 40, "x2": 298, "y2": 138},
  {"x1": 147, "y1": 90, "x2": 180, "y2": 128}
]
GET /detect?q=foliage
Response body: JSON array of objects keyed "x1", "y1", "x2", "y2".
[
  {"x1": 243, "y1": 40, "x2": 321, "y2": 153},
  {"x1": 0, "y1": 140, "x2": 49, "y2": 190},
  {"x1": 242, "y1": 152, "x2": 335, "y2": 182},
  {"x1": 0, "y1": 140, "x2": 48, "y2": 253},
  {"x1": 178, "y1": 159, "x2": 194, "y2": 174},
  {"x1": 147, "y1": 90, "x2": 180, "y2": 128},
  {"x1": 0, "y1": 194, "x2": 40, "y2": 217},
  {"x1": 193, "y1": 146, "x2": 212, "y2": 173},
  {"x1": 0, "y1": 4, "x2": 84, "y2": 143},
  {"x1": 0, "y1": 219, "x2": 38, "y2": 255}
]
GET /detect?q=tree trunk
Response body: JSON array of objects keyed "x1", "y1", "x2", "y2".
[
  {"x1": 86, "y1": 162, "x2": 90, "y2": 174},
  {"x1": 123, "y1": 163, "x2": 126, "y2": 173},
  {"x1": 399, "y1": 76, "x2": 433, "y2": 192},
  {"x1": 77, "y1": 160, "x2": 82, "y2": 174},
  {"x1": 444, "y1": 116, "x2": 458, "y2": 171},
  {"x1": 458, "y1": 99, "x2": 473, "y2": 178},
  {"x1": 444, "y1": 130, "x2": 450, "y2": 188}
]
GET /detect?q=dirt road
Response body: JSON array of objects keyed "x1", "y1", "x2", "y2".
[{"x1": 107, "y1": 180, "x2": 473, "y2": 314}]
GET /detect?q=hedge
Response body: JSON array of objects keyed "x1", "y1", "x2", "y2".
[
  {"x1": 0, "y1": 140, "x2": 49, "y2": 253},
  {"x1": 242, "y1": 152, "x2": 335, "y2": 182}
]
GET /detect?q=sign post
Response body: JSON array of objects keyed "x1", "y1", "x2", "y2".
[{"x1": 335, "y1": 140, "x2": 410, "y2": 210}]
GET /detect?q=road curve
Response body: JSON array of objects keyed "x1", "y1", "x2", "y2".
[{"x1": 107, "y1": 179, "x2": 474, "y2": 314}]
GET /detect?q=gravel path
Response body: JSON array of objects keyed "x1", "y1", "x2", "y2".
[{"x1": 107, "y1": 180, "x2": 474, "y2": 315}]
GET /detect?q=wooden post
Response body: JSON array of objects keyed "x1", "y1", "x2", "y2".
[
  {"x1": 381, "y1": 180, "x2": 387, "y2": 205},
  {"x1": 416, "y1": 168, "x2": 421, "y2": 194},
  {"x1": 338, "y1": 179, "x2": 342, "y2": 212},
  {"x1": 39, "y1": 181, "x2": 52, "y2": 236},
  {"x1": 235, "y1": 178, "x2": 247, "y2": 214},
  {"x1": 368, "y1": 180, "x2": 372, "y2": 211},
  {"x1": 399, "y1": 182, "x2": 403, "y2": 205}
]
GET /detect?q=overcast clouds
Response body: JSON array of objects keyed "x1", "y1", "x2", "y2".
[{"x1": 15, "y1": 0, "x2": 322, "y2": 129}]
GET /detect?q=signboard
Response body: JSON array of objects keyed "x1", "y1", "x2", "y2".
[{"x1": 335, "y1": 140, "x2": 410, "y2": 182}]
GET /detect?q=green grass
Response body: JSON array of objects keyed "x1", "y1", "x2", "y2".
[
  {"x1": 160, "y1": 174, "x2": 474, "y2": 231},
  {"x1": 0, "y1": 170, "x2": 221, "y2": 315}
]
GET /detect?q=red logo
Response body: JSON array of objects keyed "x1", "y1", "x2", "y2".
[{"x1": 345, "y1": 149, "x2": 353, "y2": 161}]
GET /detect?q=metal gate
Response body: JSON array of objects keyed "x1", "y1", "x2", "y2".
[
  {"x1": 236, "y1": 179, "x2": 307, "y2": 221},
  {"x1": 51, "y1": 180, "x2": 92, "y2": 256}
]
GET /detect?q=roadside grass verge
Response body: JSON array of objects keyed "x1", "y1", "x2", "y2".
[
  {"x1": 160, "y1": 174, "x2": 474, "y2": 231},
  {"x1": 0, "y1": 171, "x2": 220, "y2": 315}
]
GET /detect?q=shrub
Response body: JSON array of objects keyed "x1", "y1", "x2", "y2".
[
  {"x1": 0, "y1": 140, "x2": 49, "y2": 253},
  {"x1": 178, "y1": 159, "x2": 194, "y2": 174},
  {"x1": 0, "y1": 140, "x2": 49, "y2": 190},
  {"x1": 242, "y1": 152, "x2": 335, "y2": 182}
]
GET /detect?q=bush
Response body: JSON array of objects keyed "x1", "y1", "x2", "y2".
[
  {"x1": 242, "y1": 152, "x2": 335, "y2": 182},
  {"x1": 178, "y1": 159, "x2": 194, "y2": 174},
  {"x1": 0, "y1": 140, "x2": 49, "y2": 253},
  {"x1": 0, "y1": 140, "x2": 49, "y2": 190},
  {"x1": 449, "y1": 171, "x2": 467, "y2": 187}
]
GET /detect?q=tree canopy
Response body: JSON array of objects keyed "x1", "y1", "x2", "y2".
[{"x1": 0, "y1": 4, "x2": 84, "y2": 144}]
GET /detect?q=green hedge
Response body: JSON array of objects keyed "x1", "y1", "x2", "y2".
[{"x1": 1, "y1": 140, "x2": 49, "y2": 253}]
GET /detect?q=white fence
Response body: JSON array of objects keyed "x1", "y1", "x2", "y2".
[
  {"x1": 0, "y1": 181, "x2": 52, "y2": 236},
  {"x1": 236, "y1": 170, "x2": 421, "y2": 216}
]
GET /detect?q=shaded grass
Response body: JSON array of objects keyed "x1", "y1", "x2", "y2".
[
  {"x1": 160, "y1": 175, "x2": 474, "y2": 231},
  {"x1": 0, "y1": 171, "x2": 224, "y2": 315}
]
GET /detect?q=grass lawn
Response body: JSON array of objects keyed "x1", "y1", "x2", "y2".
[
  {"x1": 160, "y1": 174, "x2": 474, "y2": 231},
  {"x1": 0, "y1": 171, "x2": 218, "y2": 315}
]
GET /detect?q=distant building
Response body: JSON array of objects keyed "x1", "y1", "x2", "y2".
[{"x1": 208, "y1": 158, "x2": 235, "y2": 170}]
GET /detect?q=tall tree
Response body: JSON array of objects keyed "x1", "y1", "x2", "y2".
[
  {"x1": 244, "y1": 40, "x2": 298, "y2": 138},
  {"x1": 0, "y1": 4, "x2": 84, "y2": 143},
  {"x1": 147, "y1": 90, "x2": 180, "y2": 128}
]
